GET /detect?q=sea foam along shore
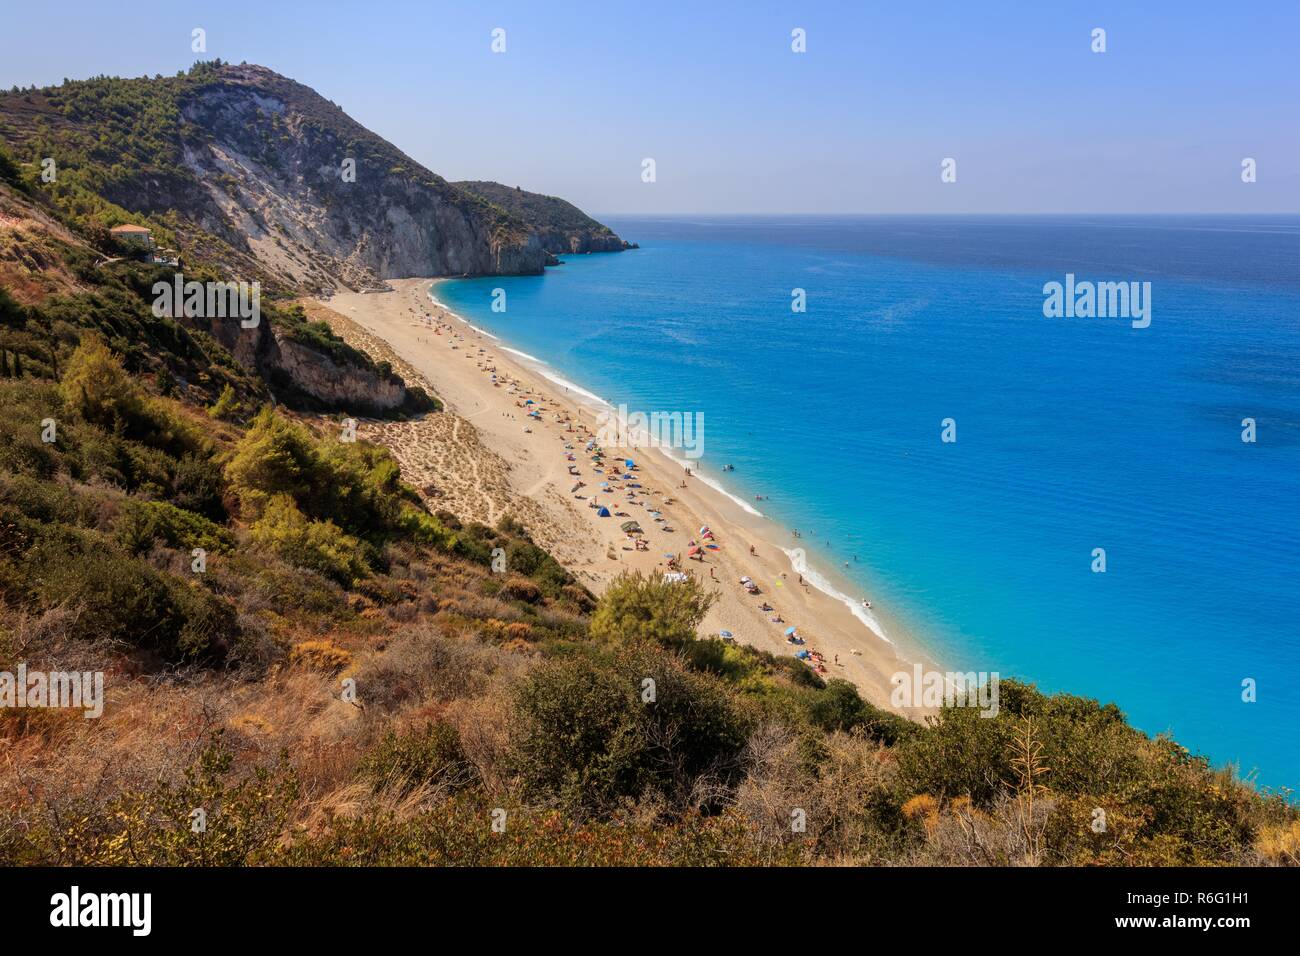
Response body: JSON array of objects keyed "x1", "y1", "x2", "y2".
[
  {"x1": 320, "y1": 278, "x2": 939, "y2": 712},
  {"x1": 446, "y1": 289, "x2": 897, "y2": 643},
  {"x1": 439, "y1": 279, "x2": 920, "y2": 690}
]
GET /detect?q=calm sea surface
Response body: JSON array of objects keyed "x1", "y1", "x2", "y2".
[{"x1": 438, "y1": 215, "x2": 1300, "y2": 792}]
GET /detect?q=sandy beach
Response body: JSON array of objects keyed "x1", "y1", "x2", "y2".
[{"x1": 306, "y1": 278, "x2": 939, "y2": 712}]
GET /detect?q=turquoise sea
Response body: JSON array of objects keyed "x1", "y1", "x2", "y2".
[{"x1": 437, "y1": 215, "x2": 1300, "y2": 792}]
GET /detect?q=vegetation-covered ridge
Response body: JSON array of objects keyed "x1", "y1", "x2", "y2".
[
  {"x1": 0, "y1": 131, "x2": 436, "y2": 416},
  {"x1": 455, "y1": 180, "x2": 636, "y2": 256},
  {"x1": 0, "y1": 61, "x2": 626, "y2": 291}
]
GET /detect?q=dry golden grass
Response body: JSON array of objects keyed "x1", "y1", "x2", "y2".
[
  {"x1": 288, "y1": 640, "x2": 354, "y2": 674},
  {"x1": 1256, "y1": 819, "x2": 1300, "y2": 866}
]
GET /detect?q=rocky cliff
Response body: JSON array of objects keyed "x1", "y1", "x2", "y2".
[
  {"x1": 0, "y1": 63, "x2": 557, "y2": 293},
  {"x1": 454, "y1": 180, "x2": 635, "y2": 255},
  {"x1": 174, "y1": 66, "x2": 550, "y2": 291},
  {"x1": 0, "y1": 62, "x2": 625, "y2": 412}
]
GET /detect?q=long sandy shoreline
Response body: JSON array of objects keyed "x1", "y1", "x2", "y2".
[{"x1": 310, "y1": 278, "x2": 942, "y2": 713}]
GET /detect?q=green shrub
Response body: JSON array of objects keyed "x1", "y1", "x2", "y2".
[
  {"x1": 808, "y1": 678, "x2": 869, "y2": 733},
  {"x1": 169, "y1": 452, "x2": 227, "y2": 521},
  {"x1": 224, "y1": 406, "x2": 316, "y2": 518},
  {"x1": 0, "y1": 143, "x2": 24, "y2": 189},
  {"x1": 250, "y1": 494, "x2": 371, "y2": 585},
  {"x1": 114, "y1": 498, "x2": 233, "y2": 555},
  {"x1": 510, "y1": 647, "x2": 752, "y2": 816},
  {"x1": 896, "y1": 704, "x2": 1016, "y2": 806},
  {"x1": 26, "y1": 526, "x2": 237, "y2": 660},
  {"x1": 0, "y1": 381, "x2": 62, "y2": 479},
  {"x1": 357, "y1": 722, "x2": 475, "y2": 795},
  {"x1": 59, "y1": 336, "x2": 203, "y2": 458},
  {"x1": 805, "y1": 679, "x2": 916, "y2": 745},
  {"x1": 588, "y1": 571, "x2": 714, "y2": 651},
  {"x1": 207, "y1": 383, "x2": 241, "y2": 420}
]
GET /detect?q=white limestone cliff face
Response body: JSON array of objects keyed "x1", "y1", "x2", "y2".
[{"x1": 175, "y1": 66, "x2": 548, "y2": 293}]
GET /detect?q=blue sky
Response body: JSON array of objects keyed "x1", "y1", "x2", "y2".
[{"x1": 2, "y1": 0, "x2": 1296, "y2": 214}]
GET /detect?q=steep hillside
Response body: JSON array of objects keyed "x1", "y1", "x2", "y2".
[
  {"x1": 456, "y1": 180, "x2": 636, "y2": 255},
  {"x1": 0, "y1": 62, "x2": 555, "y2": 292},
  {"x1": 0, "y1": 167, "x2": 432, "y2": 415}
]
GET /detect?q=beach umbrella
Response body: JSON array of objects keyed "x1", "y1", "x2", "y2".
[
  {"x1": 699, "y1": 526, "x2": 710, "y2": 534},
  {"x1": 687, "y1": 546, "x2": 702, "y2": 555},
  {"x1": 620, "y1": 520, "x2": 643, "y2": 533},
  {"x1": 625, "y1": 459, "x2": 635, "y2": 468},
  {"x1": 785, "y1": 627, "x2": 797, "y2": 636}
]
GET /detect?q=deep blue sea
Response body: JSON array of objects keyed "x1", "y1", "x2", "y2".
[{"x1": 438, "y1": 215, "x2": 1300, "y2": 793}]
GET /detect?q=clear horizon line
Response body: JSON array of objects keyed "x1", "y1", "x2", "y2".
[{"x1": 592, "y1": 210, "x2": 1300, "y2": 218}]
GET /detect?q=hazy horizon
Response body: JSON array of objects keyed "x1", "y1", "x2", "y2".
[{"x1": 2, "y1": 0, "x2": 1296, "y2": 216}]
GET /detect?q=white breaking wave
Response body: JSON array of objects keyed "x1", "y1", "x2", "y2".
[
  {"x1": 681, "y1": 463, "x2": 765, "y2": 517},
  {"x1": 783, "y1": 546, "x2": 895, "y2": 646},
  {"x1": 428, "y1": 284, "x2": 784, "y2": 556},
  {"x1": 503, "y1": 352, "x2": 762, "y2": 517},
  {"x1": 501, "y1": 349, "x2": 611, "y2": 408},
  {"x1": 427, "y1": 286, "x2": 499, "y2": 339}
]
